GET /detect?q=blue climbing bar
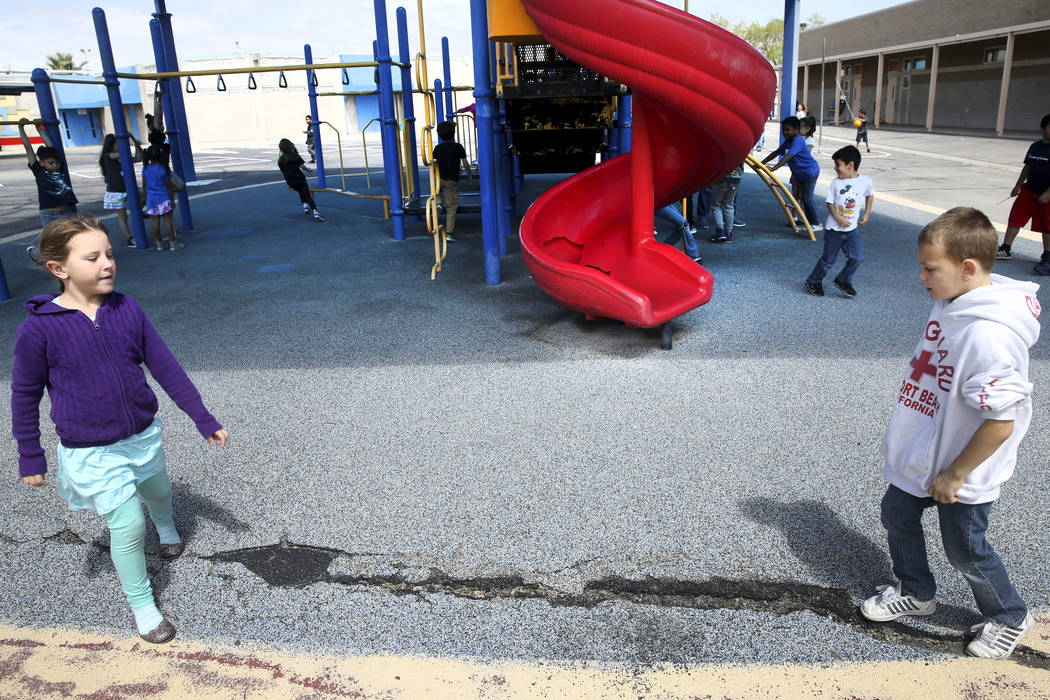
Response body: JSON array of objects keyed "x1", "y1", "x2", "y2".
[
  {"x1": 152, "y1": 0, "x2": 197, "y2": 182},
  {"x1": 149, "y1": 18, "x2": 193, "y2": 233},
  {"x1": 396, "y1": 8, "x2": 420, "y2": 199},
  {"x1": 442, "y1": 37, "x2": 454, "y2": 118},
  {"x1": 304, "y1": 44, "x2": 326, "y2": 189},
  {"x1": 469, "y1": 0, "x2": 500, "y2": 284},
  {"x1": 434, "y1": 79, "x2": 445, "y2": 124},
  {"x1": 781, "y1": 0, "x2": 800, "y2": 120},
  {"x1": 90, "y1": 11, "x2": 149, "y2": 249},
  {"x1": 374, "y1": 0, "x2": 405, "y2": 240}
]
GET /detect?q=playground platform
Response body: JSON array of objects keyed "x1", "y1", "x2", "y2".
[{"x1": 0, "y1": 125, "x2": 1048, "y2": 697}]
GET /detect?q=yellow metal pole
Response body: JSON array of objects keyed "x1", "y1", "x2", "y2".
[{"x1": 319, "y1": 121, "x2": 346, "y2": 191}]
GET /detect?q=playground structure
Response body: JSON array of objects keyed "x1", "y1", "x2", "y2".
[{"x1": 6, "y1": 1, "x2": 818, "y2": 330}]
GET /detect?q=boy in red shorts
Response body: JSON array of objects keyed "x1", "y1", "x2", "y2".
[{"x1": 997, "y1": 113, "x2": 1050, "y2": 272}]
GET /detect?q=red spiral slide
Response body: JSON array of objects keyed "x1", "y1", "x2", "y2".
[{"x1": 518, "y1": 0, "x2": 776, "y2": 328}]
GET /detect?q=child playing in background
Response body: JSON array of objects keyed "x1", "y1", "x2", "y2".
[
  {"x1": 996, "y1": 113, "x2": 1050, "y2": 270},
  {"x1": 99, "y1": 132, "x2": 144, "y2": 248},
  {"x1": 141, "y1": 147, "x2": 182, "y2": 251},
  {"x1": 805, "y1": 145, "x2": 874, "y2": 297},
  {"x1": 786, "y1": 117, "x2": 818, "y2": 227},
  {"x1": 856, "y1": 109, "x2": 870, "y2": 153},
  {"x1": 12, "y1": 216, "x2": 229, "y2": 644},
  {"x1": 861, "y1": 207, "x2": 1038, "y2": 660},
  {"x1": 18, "y1": 117, "x2": 78, "y2": 228},
  {"x1": 709, "y1": 162, "x2": 745, "y2": 243},
  {"x1": 432, "y1": 121, "x2": 472, "y2": 241},
  {"x1": 656, "y1": 204, "x2": 702, "y2": 264},
  {"x1": 763, "y1": 116, "x2": 821, "y2": 232},
  {"x1": 277, "y1": 139, "x2": 325, "y2": 222},
  {"x1": 304, "y1": 115, "x2": 316, "y2": 163}
]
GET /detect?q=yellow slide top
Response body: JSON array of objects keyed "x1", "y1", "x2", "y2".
[{"x1": 487, "y1": 0, "x2": 543, "y2": 42}]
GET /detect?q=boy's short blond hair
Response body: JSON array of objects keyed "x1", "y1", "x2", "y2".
[{"x1": 918, "y1": 207, "x2": 997, "y2": 271}]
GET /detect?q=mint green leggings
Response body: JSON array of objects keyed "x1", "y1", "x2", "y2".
[{"x1": 101, "y1": 471, "x2": 175, "y2": 610}]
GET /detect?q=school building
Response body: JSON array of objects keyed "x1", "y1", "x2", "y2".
[
  {"x1": 794, "y1": 0, "x2": 1049, "y2": 135},
  {"x1": 0, "y1": 54, "x2": 472, "y2": 150}
]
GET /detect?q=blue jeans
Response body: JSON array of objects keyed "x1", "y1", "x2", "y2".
[
  {"x1": 794, "y1": 176, "x2": 818, "y2": 225},
  {"x1": 880, "y1": 485, "x2": 1027, "y2": 626},
  {"x1": 685, "y1": 188, "x2": 711, "y2": 228},
  {"x1": 807, "y1": 228, "x2": 863, "y2": 285},
  {"x1": 657, "y1": 205, "x2": 699, "y2": 257}
]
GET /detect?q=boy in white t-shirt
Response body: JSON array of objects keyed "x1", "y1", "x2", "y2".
[
  {"x1": 861, "y1": 207, "x2": 1040, "y2": 660},
  {"x1": 805, "y1": 146, "x2": 875, "y2": 298}
]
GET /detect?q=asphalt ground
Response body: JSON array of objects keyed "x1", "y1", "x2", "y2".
[{"x1": 0, "y1": 123, "x2": 1049, "y2": 694}]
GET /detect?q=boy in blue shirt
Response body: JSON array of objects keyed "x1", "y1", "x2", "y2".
[{"x1": 762, "y1": 116, "x2": 821, "y2": 232}]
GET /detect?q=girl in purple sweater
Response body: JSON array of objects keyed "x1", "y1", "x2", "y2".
[{"x1": 11, "y1": 216, "x2": 228, "y2": 644}]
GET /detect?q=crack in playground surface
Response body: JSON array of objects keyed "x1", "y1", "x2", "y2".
[{"x1": 209, "y1": 542, "x2": 1050, "y2": 670}]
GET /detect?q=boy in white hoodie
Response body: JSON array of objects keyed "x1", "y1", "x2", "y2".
[{"x1": 861, "y1": 207, "x2": 1041, "y2": 660}]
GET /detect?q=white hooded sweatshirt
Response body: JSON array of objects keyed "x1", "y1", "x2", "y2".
[{"x1": 881, "y1": 274, "x2": 1041, "y2": 504}]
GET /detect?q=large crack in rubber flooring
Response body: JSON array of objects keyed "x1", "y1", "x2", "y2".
[{"x1": 208, "y1": 541, "x2": 1050, "y2": 670}]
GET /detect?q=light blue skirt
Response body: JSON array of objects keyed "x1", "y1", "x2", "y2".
[{"x1": 56, "y1": 418, "x2": 166, "y2": 515}]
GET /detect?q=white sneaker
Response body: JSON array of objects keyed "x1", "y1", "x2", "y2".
[
  {"x1": 966, "y1": 613, "x2": 1034, "y2": 659},
  {"x1": 860, "y1": 584, "x2": 936, "y2": 622},
  {"x1": 168, "y1": 240, "x2": 185, "y2": 251}
]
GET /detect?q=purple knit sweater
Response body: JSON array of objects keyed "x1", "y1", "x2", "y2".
[{"x1": 11, "y1": 292, "x2": 222, "y2": 477}]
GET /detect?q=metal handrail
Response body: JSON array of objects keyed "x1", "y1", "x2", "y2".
[
  {"x1": 745, "y1": 154, "x2": 816, "y2": 241},
  {"x1": 115, "y1": 61, "x2": 378, "y2": 81}
]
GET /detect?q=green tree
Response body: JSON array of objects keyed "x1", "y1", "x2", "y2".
[
  {"x1": 45, "y1": 52, "x2": 88, "y2": 71},
  {"x1": 707, "y1": 13, "x2": 826, "y2": 66}
]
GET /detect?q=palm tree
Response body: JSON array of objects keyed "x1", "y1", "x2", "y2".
[{"x1": 45, "y1": 52, "x2": 89, "y2": 71}]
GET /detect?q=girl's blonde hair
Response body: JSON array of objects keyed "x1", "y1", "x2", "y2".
[{"x1": 33, "y1": 215, "x2": 109, "y2": 290}]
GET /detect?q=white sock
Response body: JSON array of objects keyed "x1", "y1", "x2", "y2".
[
  {"x1": 132, "y1": 603, "x2": 163, "y2": 634},
  {"x1": 156, "y1": 523, "x2": 181, "y2": 545}
]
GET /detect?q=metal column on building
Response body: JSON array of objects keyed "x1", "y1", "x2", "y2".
[
  {"x1": 925, "y1": 45, "x2": 940, "y2": 132},
  {"x1": 802, "y1": 64, "x2": 809, "y2": 110},
  {"x1": 834, "y1": 59, "x2": 842, "y2": 124},
  {"x1": 873, "y1": 53, "x2": 884, "y2": 129},
  {"x1": 995, "y1": 33, "x2": 1016, "y2": 136}
]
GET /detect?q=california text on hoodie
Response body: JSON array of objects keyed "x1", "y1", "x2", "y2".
[
  {"x1": 11, "y1": 293, "x2": 222, "y2": 478},
  {"x1": 881, "y1": 274, "x2": 1041, "y2": 504}
]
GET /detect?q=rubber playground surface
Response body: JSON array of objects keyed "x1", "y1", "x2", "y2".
[{"x1": 0, "y1": 124, "x2": 1049, "y2": 698}]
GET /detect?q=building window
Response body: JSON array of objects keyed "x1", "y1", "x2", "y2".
[
  {"x1": 984, "y1": 47, "x2": 1006, "y2": 63},
  {"x1": 904, "y1": 59, "x2": 912, "y2": 70},
  {"x1": 913, "y1": 57, "x2": 927, "y2": 70}
]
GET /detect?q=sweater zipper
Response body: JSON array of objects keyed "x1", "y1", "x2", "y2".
[{"x1": 92, "y1": 312, "x2": 136, "y2": 436}]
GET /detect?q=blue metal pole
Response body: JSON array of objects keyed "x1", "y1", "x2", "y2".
[
  {"x1": 619, "y1": 94, "x2": 633, "y2": 154},
  {"x1": 153, "y1": 0, "x2": 196, "y2": 181},
  {"x1": 374, "y1": 0, "x2": 405, "y2": 240},
  {"x1": 606, "y1": 97, "x2": 622, "y2": 160},
  {"x1": 90, "y1": 12, "x2": 149, "y2": 249},
  {"x1": 441, "y1": 37, "x2": 454, "y2": 117},
  {"x1": 488, "y1": 41, "x2": 508, "y2": 256},
  {"x1": 497, "y1": 100, "x2": 514, "y2": 243},
  {"x1": 470, "y1": 0, "x2": 500, "y2": 283},
  {"x1": 149, "y1": 19, "x2": 193, "y2": 233},
  {"x1": 305, "y1": 44, "x2": 326, "y2": 190},
  {"x1": 434, "y1": 79, "x2": 445, "y2": 124},
  {"x1": 781, "y1": 0, "x2": 800, "y2": 121},
  {"x1": 396, "y1": 8, "x2": 420, "y2": 199},
  {"x1": 0, "y1": 262, "x2": 9, "y2": 302},
  {"x1": 29, "y1": 71, "x2": 67, "y2": 164}
]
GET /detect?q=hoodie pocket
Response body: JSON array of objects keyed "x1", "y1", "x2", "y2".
[{"x1": 880, "y1": 407, "x2": 938, "y2": 482}]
